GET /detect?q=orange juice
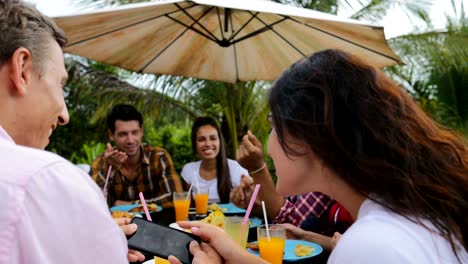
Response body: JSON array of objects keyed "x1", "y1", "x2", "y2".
[
  {"x1": 258, "y1": 237, "x2": 285, "y2": 264},
  {"x1": 154, "y1": 256, "x2": 170, "y2": 264},
  {"x1": 194, "y1": 193, "x2": 209, "y2": 215},
  {"x1": 174, "y1": 199, "x2": 190, "y2": 221}
]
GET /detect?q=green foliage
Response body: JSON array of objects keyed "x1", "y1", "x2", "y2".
[
  {"x1": 144, "y1": 120, "x2": 193, "y2": 173},
  {"x1": 70, "y1": 141, "x2": 106, "y2": 165}
]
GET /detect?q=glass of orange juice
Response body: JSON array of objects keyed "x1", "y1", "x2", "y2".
[
  {"x1": 193, "y1": 185, "x2": 209, "y2": 216},
  {"x1": 224, "y1": 216, "x2": 249, "y2": 248},
  {"x1": 173, "y1": 192, "x2": 190, "y2": 222},
  {"x1": 257, "y1": 224, "x2": 286, "y2": 264}
]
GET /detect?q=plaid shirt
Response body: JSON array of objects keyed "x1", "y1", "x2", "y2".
[
  {"x1": 273, "y1": 192, "x2": 333, "y2": 226},
  {"x1": 90, "y1": 144, "x2": 183, "y2": 208}
]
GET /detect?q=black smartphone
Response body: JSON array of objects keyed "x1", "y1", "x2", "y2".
[{"x1": 127, "y1": 218, "x2": 201, "y2": 264}]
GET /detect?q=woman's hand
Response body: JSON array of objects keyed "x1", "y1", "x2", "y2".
[
  {"x1": 229, "y1": 175, "x2": 254, "y2": 209},
  {"x1": 331, "y1": 232, "x2": 342, "y2": 251},
  {"x1": 172, "y1": 221, "x2": 267, "y2": 264},
  {"x1": 279, "y1": 223, "x2": 306, "y2": 240},
  {"x1": 168, "y1": 241, "x2": 222, "y2": 264}
]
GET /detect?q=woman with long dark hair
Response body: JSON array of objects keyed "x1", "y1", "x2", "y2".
[
  {"x1": 267, "y1": 49, "x2": 467, "y2": 263},
  {"x1": 181, "y1": 116, "x2": 249, "y2": 203}
]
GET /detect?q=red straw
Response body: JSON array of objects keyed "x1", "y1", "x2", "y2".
[
  {"x1": 139, "y1": 192, "x2": 152, "y2": 221},
  {"x1": 102, "y1": 165, "x2": 112, "y2": 192},
  {"x1": 242, "y1": 184, "x2": 261, "y2": 225}
]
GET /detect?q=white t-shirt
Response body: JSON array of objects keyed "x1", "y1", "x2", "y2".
[
  {"x1": 329, "y1": 198, "x2": 467, "y2": 264},
  {"x1": 0, "y1": 127, "x2": 128, "y2": 263},
  {"x1": 181, "y1": 159, "x2": 249, "y2": 203}
]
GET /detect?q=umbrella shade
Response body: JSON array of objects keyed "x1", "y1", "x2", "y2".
[{"x1": 54, "y1": 0, "x2": 401, "y2": 83}]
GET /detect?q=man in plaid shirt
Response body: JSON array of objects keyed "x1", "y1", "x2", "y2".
[{"x1": 91, "y1": 104, "x2": 183, "y2": 208}]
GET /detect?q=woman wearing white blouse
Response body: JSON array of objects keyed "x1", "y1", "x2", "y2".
[{"x1": 181, "y1": 117, "x2": 249, "y2": 203}]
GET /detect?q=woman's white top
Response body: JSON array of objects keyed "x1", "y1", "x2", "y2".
[
  {"x1": 329, "y1": 198, "x2": 467, "y2": 263},
  {"x1": 181, "y1": 159, "x2": 249, "y2": 203}
]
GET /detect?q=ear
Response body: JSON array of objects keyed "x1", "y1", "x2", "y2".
[
  {"x1": 9, "y1": 47, "x2": 34, "y2": 96},
  {"x1": 108, "y1": 129, "x2": 115, "y2": 141},
  {"x1": 140, "y1": 126, "x2": 144, "y2": 136}
]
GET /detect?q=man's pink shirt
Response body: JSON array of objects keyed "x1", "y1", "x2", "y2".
[{"x1": 0, "y1": 127, "x2": 128, "y2": 263}]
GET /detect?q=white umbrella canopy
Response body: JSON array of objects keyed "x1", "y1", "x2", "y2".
[{"x1": 54, "y1": 0, "x2": 401, "y2": 83}]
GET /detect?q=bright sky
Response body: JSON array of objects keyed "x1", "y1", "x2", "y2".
[{"x1": 26, "y1": 0, "x2": 467, "y2": 38}]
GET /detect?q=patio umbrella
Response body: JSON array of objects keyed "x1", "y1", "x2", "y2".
[{"x1": 54, "y1": 0, "x2": 401, "y2": 83}]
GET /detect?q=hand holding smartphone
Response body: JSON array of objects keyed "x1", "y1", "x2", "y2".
[{"x1": 127, "y1": 218, "x2": 201, "y2": 264}]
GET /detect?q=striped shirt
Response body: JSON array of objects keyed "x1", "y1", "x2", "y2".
[{"x1": 91, "y1": 144, "x2": 183, "y2": 208}]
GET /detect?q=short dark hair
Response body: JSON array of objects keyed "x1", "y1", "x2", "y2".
[
  {"x1": 106, "y1": 104, "x2": 143, "y2": 133},
  {"x1": 191, "y1": 116, "x2": 232, "y2": 203},
  {"x1": 0, "y1": 0, "x2": 67, "y2": 72}
]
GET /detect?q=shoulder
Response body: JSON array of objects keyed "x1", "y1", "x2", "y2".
[
  {"x1": 181, "y1": 161, "x2": 200, "y2": 180},
  {"x1": 330, "y1": 200, "x2": 458, "y2": 263},
  {"x1": 144, "y1": 144, "x2": 169, "y2": 155},
  {"x1": 227, "y1": 159, "x2": 248, "y2": 172},
  {"x1": 0, "y1": 143, "x2": 70, "y2": 184}
]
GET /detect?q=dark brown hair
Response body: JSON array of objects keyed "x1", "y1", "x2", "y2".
[
  {"x1": 0, "y1": 0, "x2": 67, "y2": 72},
  {"x1": 191, "y1": 116, "x2": 232, "y2": 203},
  {"x1": 269, "y1": 49, "x2": 467, "y2": 259}
]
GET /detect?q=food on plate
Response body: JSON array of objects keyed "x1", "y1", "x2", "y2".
[
  {"x1": 247, "y1": 242, "x2": 259, "y2": 251},
  {"x1": 207, "y1": 203, "x2": 227, "y2": 212},
  {"x1": 294, "y1": 244, "x2": 314, "y2": 257},
  {"x1": 129, "y1": 203, "x2": 159, "y2": 213},
  {"x1": 200, "y1": 210, "x2": 226, "y2": 228},
  {"x1": 111, "y1": 210, "x2": 133, "y2": 219}
]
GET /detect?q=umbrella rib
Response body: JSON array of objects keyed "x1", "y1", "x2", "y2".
[
  {"x1": 166, "y1": 15, "x2": 217, "y2": 43},
  {"x1": 229, "y1": 13, "x2": 240, "y2": 82},
  {"x1": 174, "y1": 3, "x2": 220, "y2": 41},
  {"x1": 216, "y1": 7, "x2": 225, "y2": 40},
  {"x1": 65, "y1": 3, "x2": 198, "y2": 48},
  {"x1": 138, "y1": 20, "x2": 203, "y2": 73},
  {"x1": 230, "y1": 16, "x2": 291, "y2": 48},
  {"x1": 227, "y1": 11, "x2": 260, "y2": 42},
  {"x1": 287, "y1": 16, "x2": 400, "y2": 63},
  {"x1": 246, "y1": 13, "x2": 306, "y2": 57}
]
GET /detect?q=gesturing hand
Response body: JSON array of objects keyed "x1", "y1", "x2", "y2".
[
  {"x1": 104, "y1": 143, "x2": 127, "y2": 168},
  {"x1": 236, "y1": 131, "x2": 265, "y2": 172},
  {"x1": 230, "y1": 175, "x2": 254, "y2": 209}
]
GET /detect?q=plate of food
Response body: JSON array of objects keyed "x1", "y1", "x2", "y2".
[
  {"x1": 246, "y1": 239, "x2": 323, "y2": 261},
  {"x1": 169, "y1": 210, "x2": 262, "y2": 231},
  {"x1": 208, "y1": 202, "x2": 246, "y2": 215},
  {"x1": 110, "y1": 203, "x2": 162, "y2": 214}
]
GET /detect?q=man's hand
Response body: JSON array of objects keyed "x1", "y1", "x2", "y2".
[
  {"x1": 104, "y1": 142, "x2": 128, "y2": 168},
  {"x1": 236, "y1": 131, "x2": 264, "y2": 172},
  {"x1": 114, "y1": 217, "x2": 145, "y2": 262},
  {"x1": 230, "y1": 175, "x2": 255, "y2": 209}
]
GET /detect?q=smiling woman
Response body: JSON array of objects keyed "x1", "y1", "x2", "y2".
[{"x1": 181, "y1": 116, "x2": 250, "y2": 204}]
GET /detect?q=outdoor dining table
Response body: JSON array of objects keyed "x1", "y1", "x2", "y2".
[{"x1": 135, "y1": 207, "x2": 327, "y2": 264}]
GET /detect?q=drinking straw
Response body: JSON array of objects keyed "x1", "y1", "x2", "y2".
[
  {"x1": 102, "y1": 165, "x2": 112, "y2": 192},
  {"x1": 139, "y1": 192, "x2": 152, "y2": 221},
  {"x1": 261, "y1": 201, "x2": 271, "y2": 241},
  {"x1": 194, "y1": 177, "x2": 200, "y2": 194},
  {"x1": 242, "y1": 184, "x2": 261, "y2": 225},
  {"x1": 186, "y1": 184, "x2": 193, "y2": 200}
]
